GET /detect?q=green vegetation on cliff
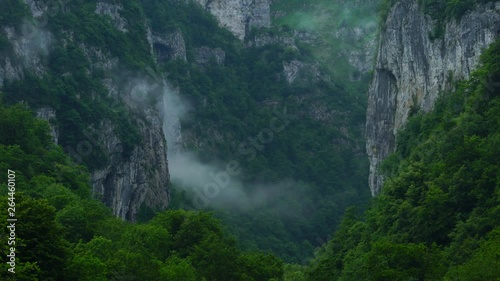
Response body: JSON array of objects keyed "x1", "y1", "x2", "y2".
[
  {"x1": 0, "y1": 101, "x2": 284, "y2": 280},
  {"x1": 271, "y1": 0, "x2": 378, "y2": 92},
  {"x1": 379, "y1": 0, "x2": 497, "y2": 38},
  {"x1": 1, "y1": 1, "x2": 499, "y2": 280},
  {"x1": 380, "y1": 0, "x2": 494, "y2": 20},
  {"x1": 302, "y1": 39, "x2": 500, "y2": 281},
  {"x1": 1, "y1": 0, "x2": 373, "y2": 264},
  {"x1": 140, "y1": 0, "x2": 372, "y2": 263}
]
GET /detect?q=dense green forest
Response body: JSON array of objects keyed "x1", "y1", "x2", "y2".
[
  {"x1": 1, "y1": 0, "x2": 373, "y2": 263},
  {"x1": 143, "y1": 0, "x2": 372, "y2": 262},
  {"x1": 0, "y1": 101, "x2": 284, "y2": 280},
  {"x1": 2, "y1": 0, "x2": 499, "y2": 280},
  {"x1": 301, "y1": 38, "x2": 500, "y2": 281}
]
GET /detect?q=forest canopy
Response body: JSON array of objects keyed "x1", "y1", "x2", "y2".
[
  {"x1": 0, "y1": 101, "x2": 284, "y2": 281},
  {"x1": 304, "y1": 39, "x2": 500, "y2": 281}
]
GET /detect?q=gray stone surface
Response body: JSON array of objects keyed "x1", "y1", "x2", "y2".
[
  {"x1": 194, "y1": 0, "x2": 271, "y2": 40},
  {"x1": 367, "y1": 0, "x2": 500, "y2": 195}
]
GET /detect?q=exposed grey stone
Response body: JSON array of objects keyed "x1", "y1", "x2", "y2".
[
  {"x1": 22, "y1": 0, "x2": 45, "y2": 17},
  {"x1": 3, "y1": 25, "x2": 51, "y2": 78},
  {"x1": 293, "y1": 30, "x2": 320, "y2": 44},
  {"x1": 90, "y1": 108, "x2": 170, "y2": 221},
  {"x1": 283, "y1": 60, "x2": 304, "y2": 84},
  {"x1": 152, "y1": 29, "x2": 187, "y2": 62},
  {"x1": 366, "y1": 0, "x2": 500, "y2": 196},
  {"x1": 194, "y1": 0, "x2": 271, "y2": 40},
  {"x1": 194, "y1": 46, "x2": 225, "y2": 65},
  {"x1": 95, "y1": 1, "x2": 128, "y2": 32},
  {"x1": 246, "y1": 32, "x2": 298, "y2": 49},
  {"x1": 36, "y1": 107, "x2": 58, "y2": 144},
  {"x1": 1, "y1": 29, "x2": 170, "y2": 221}
]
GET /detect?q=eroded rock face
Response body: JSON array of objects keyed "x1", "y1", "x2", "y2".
[
  {"x1": 292, "y1": 30, "x2": 320, "y2": 45},
  {"x1": 23, "y1": 0, "x2": 45, "y2": 17},
  {"x1": 90, "y1": 110, "x2": 170, "y2": 221},
  {"x1": 2, "y1": 24, "x2": 52, "y2": 79},
  {"x1": 36, "y1": 107, "x2": 59, "y2": 144},
  {"x1": 152, "y1": 29, "x2": 187, "y2": 62},
  {"x1": 95, "y1": 1, "x2": 128, "y2": 32},
  {"x1": 87, "y1": 73, "x2": 171, "y2": 222},
  {"x1": 3, "y1": 1, "x2": 53, "y2": 80},
  {"x1": 366, "y1": 0, "x2": 500, "y2": 196},
  {"x1": 246, "y1": 33, "x2": 297, "y2": 49},
  {"x1": 194, "y1": 46, "x2": 225, "y2": 65},
  {"x1": 283, "y1": 60, "x2": 304, "y2": 84},
  {"x1": 1, "y1": 2, "x2": 171, "y2": 222},
  {"x1": 194, "y1": 0, "x2": 271, "y2": 40},
  {"x1": 160, "y1": 86, "x2": 185, "y2": 157},
  {"x1": 334, "y1": 22, "x2": 378, "y2": 75},
  {"x1": 0, "y1": 58, "x2": 23, "y2": 88}
]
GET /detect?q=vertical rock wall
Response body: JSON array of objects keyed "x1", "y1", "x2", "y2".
[
  {"x1": 194, "y1": 0, "x2": 271, "y2": 40},
  {"x1": 367, "y1": 0, "x2": 500, "y2": 195}
]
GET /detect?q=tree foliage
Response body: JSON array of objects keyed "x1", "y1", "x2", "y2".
[
  {"x1": 304, "y1": 39, "x2": 500, "y2": 281},
  {"x1": 1, "y1": 0, "x2": 371, "y2": 263},
  {"x1": 0, "y1": 101, "x2": 284, "y2": 280}
]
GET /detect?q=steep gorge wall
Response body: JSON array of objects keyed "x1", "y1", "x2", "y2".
[
  {"x1": 367, "y1": 0, "x2": 500, "y2": 195},
  {"x1": 0, "y1": 0, "x2": 171, "y2": 221},
  {"x1": 194, "y1": 0, "x2": 271, "y2": 40}
]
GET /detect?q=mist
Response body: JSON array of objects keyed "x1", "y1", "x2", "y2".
[
  {"x1": 160, "y1": 85, "x2": 310, "y2": 214},
  {"x1": 2, "y1": 20, "x2": 53, "y2": 73}
]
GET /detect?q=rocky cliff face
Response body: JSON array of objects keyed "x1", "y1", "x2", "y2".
[
  {"x1": 0, "y1": 0, "x2": 171, "y2": 221},
  {"x1": 367, "y1": 0, "x2": 500, "y2": 195},
  {"x1": 95, "y1": 1, "x2": 128, "y2": 32},
  {"x1": 0, "y1": 22, "x2": 51, "y2": 86},
  {"x1": 90, "y1": 107, "x2": 170, "y2": 221},
  {"x1": 194, "y1": 0, "x2": 271, "y2": 40},
  {"x1": 85, "y1": 4, "x2": 172, "y2": 221},
  {"x1": 152, "y1": 29, "x2": 187, "y2": 62},
  {"x1": 194, "y1": 46, "x2": 225, "y2": 65},
  {"x1": 36, "y1": 107, "x2": 59, "y2": 144}
]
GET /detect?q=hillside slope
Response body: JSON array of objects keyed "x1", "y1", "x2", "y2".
[
  {"x1": 0, "y1": 0, "x2": 378, "y2": 262},
  {"x1": 306, "y1": 31, "x2": 500, "y2": 281},
  {"x1": 367, "y1": 0, "x2": 500, "y2": 195}
]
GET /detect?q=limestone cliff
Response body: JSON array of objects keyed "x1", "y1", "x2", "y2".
[
  {"x1": 36, "y1": 107, "x2": 58, "y2": 144},
  {"x1": 90, "y1": 107, "x2": 170, "y2": 221},
  {"x1": 367, "y1": 0, "x2": 500, "y2": 195},
  {"x1": 95, "y1": 1, "x2": 128, "y2": 32},
  {"x1": 0, "y1": 0, "x2": 171, "y2": 221},
  {"x1": 152, "y1": 29, "x2": 187, "y2": 62},
  {"x1": 194, "y1": 0, "x2": 271, "y2": 40}
]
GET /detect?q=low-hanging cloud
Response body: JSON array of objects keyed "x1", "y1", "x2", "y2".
[{"x1": 159, "y1": 84, "x2": 309, "y2": 214}]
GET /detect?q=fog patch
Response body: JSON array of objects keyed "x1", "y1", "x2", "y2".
[{"x1": 159, "y1": 83, "x2": 309, "y2": 214}]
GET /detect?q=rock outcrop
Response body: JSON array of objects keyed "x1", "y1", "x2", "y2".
[
  {"x1": 36, "y1": 107, "x2": 59, "y2": 144},
  {"x1": 152, "y1": 29, "x2": 187, "y2": 62},
  {"x1": 2, "y1": 24, "x2": 51, "y2": 79},
  {"x1": 90, "y1": 108, "x2": 170, "y2": 222},
  {"x1": 64, "y1": 44, "x2": 170, "y2": 222},
  {"x1": 0, "y1": 1, "x2": 172, "y2": 221},
  {"x1": 246, "y1": 32, "x2": 298, "y2": 49},
  {"x1": 95, "y1": 1, "x2": 128, "y2": 32},
  {"x1": 194, "y1": 0, "x2": 271, "y2": 40},
  {"x1": 283, "y1": 60, "x2": 304, "y2": 84},
  {"x1": 194, "y1": 46, "x2": 225, "y2": 65},
  {"x1": 367, "y1": 0, "x2": 500, "y2": 195}
]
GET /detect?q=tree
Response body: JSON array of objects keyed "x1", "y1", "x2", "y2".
[
  {"x1": 445, "y1": 228, "x2": 500, "y2": 281},
  {"x1": 0, "y1": 194, "x2": 67, "y2": 281},
  {"x1": 160, "y1": 256, "x2": 198, "y2": 281}
]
